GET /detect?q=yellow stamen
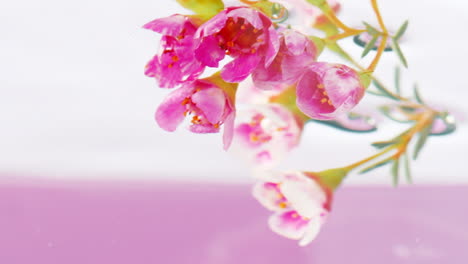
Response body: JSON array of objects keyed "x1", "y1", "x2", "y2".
[{"x1": 320, "y1": 98, "x2": 327, "y2": 103}]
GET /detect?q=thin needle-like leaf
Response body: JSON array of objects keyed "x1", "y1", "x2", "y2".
[
  {"x1": 403, "y1": 153, "x2": 412, "y2": 183},
  {"x1": 392, "y1": 39, "x2": 408, "y2": 68},
  {"x1": 362, "y1": 34, "x2": 379, "y2": 58},
  {"x1": 413, "y1": 84, "x2": 425, "y2": 104},
  {"x1": 391, "y1": 158, "x2": 400, "y2": 186},
  {"x1": 413, "y1": 123, "x2": 432, "y2": 160},
  {"x1": 394, "y1": 20, "x2": 409, "y2": 41},
  {"x1": 363, "y1": 22, "x2": 379, "y2": 35},
  {"x1": 372, "y1": 140, "x2": 396, "y2": 149},
  {"x1": 372, "y1": 80, "x2": 400, "y2": 100},
  {"x1": 360, "y1": 157, "x2": 393, "y2": 174},
  {"x1": 394, "y1": 67, "x2": 401, "y2": 95}
]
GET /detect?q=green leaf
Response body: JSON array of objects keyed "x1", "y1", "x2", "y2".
[
  {"x1": 391, "y1": 158, "x2": 400, "y2": 186},
  {"x1": 363, "y1": 22, "x2": 379, "y2": 35},
  {"x1": 361, "y1": 34, "x2": 379, "y2": 58},
  {"x1": 391, "y1": 39, "x2": 408, "y2": 68},
  {"x1": 372, "y1": 80, "x2": 400, "y2": 100},
  {"x1": 360, "y1": 157, "x2": 393, "y2": 174},
  {"x1": 372, "y1": 140, "x2": 396, "y2": 149},
  {"x1": 394, "y1": 20, "x2": 409, "y2": 41},
  {"x1": 176, "y1": 0, "x2": 224, "y2": 19},
  {"x1": 403, "y1": 153, "x2": 412, "y2": 184},
  {"x1": 413, "y1": 84, "x2": 425, "y2": 104},
  {"x1": 366, "y1": 90, "x2": 384, "y2": 96},
  {"x1": 394, "y1": 67, "x2": 401, "y2": 95},
  {"x1": 413, "y1": 123, "x2": 433, "y2": 160}
]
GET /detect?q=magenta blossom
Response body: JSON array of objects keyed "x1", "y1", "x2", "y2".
[
  {"x1": 194, "y1": 7, "x2": 279, "y2": 83},
  {"x1": 296, "y1": 62, "x2": 365, "y2": 120},
  {"x1": 144, "y1": 15, "x2": 204, "y2": 88},
  {"x1": 252, "y1": 29, "x2": 317, "y2": 90},
  {"x1": 155, "y1": 79, "x2": 235, "y2": 149},
  {"x1": 230, "y1": 104, "x2": 302, "y2": 168},
  {"x1": 253, "y1": 171, "x2": 332, "y2": 246}
]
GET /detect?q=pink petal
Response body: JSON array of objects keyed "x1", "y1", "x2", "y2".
[
  {"x1": 189, "y1": 124, "x2": 219, "y2": 133},
  {"x1": 191, "y1": 88, "x2": 226, "y2": 124},
  {"x1": 279, "y1": 174, "x2": 327, "y2": 218},
  {"x1": 143, "y1": 15, "x2": 188, "y2": 36},
  {"x1": 194, "y1": 35, "x2": 226, "y2": 67},
  {"x1": 296, "y1": 67, "x2": 336, "y2": 119},
  {"x1": 228, "y1": 7, "x2": 265, "y2": 29},
  {"x1": 268, "y1": 211, "x2": 309, "y2": 240},
  {"x1": 264, "y1": 26, "x2": 280, "y2": 67},
  {"x1": 223, "y1": 111, "x2": 235, "y2": 150},
  {"x1": 252, "y1": 182, "x2": 286, "y2": 211},
  {"x1": 155, "y1": 86, "x2": 193, "y2": 131},
  {"x1": 194, "y1": 10, "x2": 229, "y2": 38},
  {"x1": 221, "y1": 54, "x2": 262, "y2": 83}
]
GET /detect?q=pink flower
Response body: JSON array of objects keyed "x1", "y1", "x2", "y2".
[
  {"x1": 253, "y1": 171, "x2": 332, "y2": 246},
  {"x1": 144, "y1": 15, "x2": 205, "y2": 88},
  {"x1": 252, "y1": 29, "x2": 317, "y2": 90},
  {"x1": 194, "y1": 7, "x2": 279, "y2": 83},
  {"x1": 230, "y1": 104, "x2": 302, "y2": 168},
  {"x1": 296, "y1": 62, "x2": 365, "y2": 120},
  {"x1": 155, "y1": 78, "x2": 235, "y2": 149}
]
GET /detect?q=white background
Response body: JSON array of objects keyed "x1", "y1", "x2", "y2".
[{"x1": 1, "y1": 0, "x2": 467, "y2": 184}]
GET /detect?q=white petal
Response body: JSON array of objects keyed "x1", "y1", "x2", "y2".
[{"x1": 299, "y1": 219, "x2": 323, "y2": 246}]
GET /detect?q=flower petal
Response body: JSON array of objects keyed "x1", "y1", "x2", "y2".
[
  {"x1": 155, "y1": 86, "x2": 194, "y2": 131},
  {"x1": 298, "y1": 218, "x2": 323, "y2": 246},
  {"x1": 194, "y1": 35, "x2": 226, "y2": 67},
  {"x1": 223, "y1": 111, "x2": 235, "y2": 150},
  {"x1": 221, "y1": 54, "x2": 262, "y2": 82},
  {"x1": 253, "y1": 182, "x2": 287, "y2": 211},
  {"x1": 191, "y1": 88, "x2": 226, "y2": 124},
  {"x1": 279, "y1": 173, "x2": 327, "y2": 218},
  {"x1": 143, "y1": 15, "x2": 190, "y2": 36},
  {"x1": 268, "y1": 211, "x2": 309, "y2": 240}
]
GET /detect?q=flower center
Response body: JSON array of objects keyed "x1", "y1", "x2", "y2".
[
  {"x1": 181, "y1": 96, "x2": 220, "y2": 128},
  {"x1": 216, "y1": 17, "x2": 264, "y2": 56}
]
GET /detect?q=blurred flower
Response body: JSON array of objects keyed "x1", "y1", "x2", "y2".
[
  {"x1": 253, "y1": 171, "x2": 332, "y2": 246},
  {"x1": 155, "y1": 77, "x2": 236, "y2": 149},
  {"x1": 296, "y1": 62, "x2": 365, "y2": 120},
  {"x1": 252, "y1": 29, "x2": 317, "y2": 90},
  {"x1": 144, "y1": 15, "x2": 205, "y2": 88},
  {"x1": 230, "y1": 104, "x2": 302, "y2": 168},
  {"x1": 194, "y1": 6, "x2": 279, "y2": 82}
]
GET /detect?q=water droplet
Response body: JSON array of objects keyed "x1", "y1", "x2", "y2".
[
  {"x1": 271, "y1": 3, "x2": 288, "y2": 23},
  {"x1": 430, "y1": 112, "x2": 456, "y2": 135}
]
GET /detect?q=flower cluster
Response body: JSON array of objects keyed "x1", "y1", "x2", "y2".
[
  {"x1": 142, "y1": 0, "x2": 448, "y2": 247},
  {"x1": 143, "y1": 2, "x2": 365, "y2": 245}
]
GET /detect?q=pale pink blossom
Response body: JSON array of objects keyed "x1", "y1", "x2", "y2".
[
  {"x1": 194, "y1": 7, "x2": 279, "y2": 83},
  {"x1": 144, "y1": 15, "x2": 204, "y2": 88},
  {"x1": 230, "y1": 105, "x2": 302, "y2": 168},
  {"x1": 253, "y1": 171, "x2": 332, "y2": 246},
  {"x1": 252, "y1": 29, "x2": 317, "y2": 90},
  {"x1": 155, "y1": 79, "x2": 235, "y2": 149},
  {"x1": 296, "y1": 62, "x2": 365, "y2": 120}
]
